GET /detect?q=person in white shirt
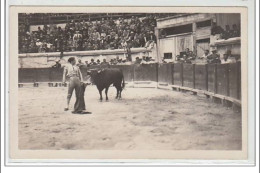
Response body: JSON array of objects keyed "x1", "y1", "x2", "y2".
[
  {"x1": 196, "y1": 50, "x2": 209, "y2": 64},
  {"x1": 221, "y1": 54, "x2": 236, "y2": 64},
  {"x1": 73, "y1": 31, "x2": 82, "y2": 50}
]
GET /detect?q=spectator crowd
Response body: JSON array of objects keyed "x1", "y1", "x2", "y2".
[
  {"x1": 211, "y1": 22, "x2": 240, "y2": 40},
  {"x1": 168, "y1": 47, "x2": 239, "y2": 64},
  {"x1": 19, "y1": 15, "x2": 157, "y2": 54}
]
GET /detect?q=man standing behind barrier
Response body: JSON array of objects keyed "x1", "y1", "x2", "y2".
[{"x1": 62, "y1": 57, "x2": 83, "y2": 112}]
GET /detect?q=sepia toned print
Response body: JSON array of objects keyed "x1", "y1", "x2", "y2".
[{"x1": 9, "y1": 6, "x2": 248, "y2": 160}]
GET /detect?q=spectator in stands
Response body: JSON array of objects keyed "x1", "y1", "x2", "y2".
[
  {"x1": 207, "y1": 48, "x2": 221, "y2": 64},
  {"x1": 114, "y1": 55, "x2": 120, "y2": 64},
  {"x1": 82, "y1": 41, "x2": 88, "y2": 51},
  {"x1": 221, "y1": 53, "x2": 233, "y2": 64},
  {"x1": 21, "y1": 44, "x2": 27, "y2": 53},
  {"x1": 89, "y1": 58, "x2": 97, "y2": 66},
  {"x1": 77, "y1": 59, "x2": 84, "y2": 67},
  {"x1": 37, "y1": 26, "x2": 43, "y2": 39},
  {"x1": 140, "y1": 56, "x2": 147, "y2": 64},
  {"x1": 96, "y1": 59, "x2": 101, "y2": 65},
  {"x1": 28, "y1": 40, "x2": 37, "y2": 53},
  {"x1": 35, "y1": 39, "x2": 43, "y2": 52},
  {"x1": 52, "y1": 59, "x2": 61, "y2": 68},
  {"x1": 231, "y1": 24, "x2": 240, "y2": 37},
  {"x1": 85, "y1": 61, "x2": 90, "y2": 67},
  {"x1": 145, "y1": 31, "x2": 156, "y2": 46},
  {"x1": 73, "y1": 31, "x2": 82, "y2": 51},
  {"x1": 159, "y1": 29, "x2": 167, "y2": 38},
  {"x1": 148, "y1": 57, "x2": 155, "y2": 64},
  {"x1": 134, "y1": 57, "x2": 141, "y2": 64},
  {"x1": 202, "y1": 50, "x2": 210, "y2": 59},
  {"x1": 183, "y1": 54, "x2": 192, "y2": 64},
  {"x1": 221, "y1": 50, "x2": 237, "y2": 63},
  {"x1": 92, "y1": 29, "x2": 101, "y2": 41},
  {"x1": 222, "y1": 25, "x2": 232, "y2": 40},
  {"x1": 176, "y1": 55, "x2": 182, "y2": 62},
  {"x1": 86, "y1": 42, "x2": 93, "y2": 50},
  {"x1": 196, "y1": 50, "x2": 209, "y2": 64},
  {"x1": 162, "y1": 57, "x2": 167, "y2": 63},
  {"x1": 109, "y1": 59, "x2": 115, "y2": 65},
  {"x1": 41, "y1": 39, "x2": 48, "y2": 52},
  {"x1": 141, "y1": 56, "x2": 154, "y2": 64},
  {"x1": 117, "y1": 58, "x2": 124, "y2": 65},
  {"x1": 18, "y1": 13, "x2": 159, "y2": 54},
  {"x1": 93, "y1": 40, "x2": 100, "y2": 50},
  {"x1": 101, "y1": 58, "x2": 109, "y2": 66},
  {"x1": 184, "y1": 48, "x2": 194, "y2": 59},
  {"x1": 211, "y1": 22, "x2": 224, "y2": 35}
]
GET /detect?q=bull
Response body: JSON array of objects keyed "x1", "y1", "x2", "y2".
[{"x1": 87, "y1": 68, "x2": 125, "y2": 101}]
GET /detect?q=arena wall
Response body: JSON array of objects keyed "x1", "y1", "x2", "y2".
[{"x1": 18, "y1": 48, "x2": 153, "y2": 68}]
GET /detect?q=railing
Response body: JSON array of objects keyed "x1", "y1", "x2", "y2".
[{"x1": 18, "y1": 62, "x2": 241, "y2": 102}]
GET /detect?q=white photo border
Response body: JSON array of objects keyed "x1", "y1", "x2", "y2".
[{"x1": 3, "y1": 0, "x2": 257, "y2": 166}]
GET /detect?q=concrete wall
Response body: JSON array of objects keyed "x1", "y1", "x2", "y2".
[
  {"x1": 157, "y1": 13, "x2": 215, "y2": 29},
  {"x1": 158, "y1": 33, "x2": 193, "y2": 62},
  {"x1": 18, "y1": 47, "x2": 154, "y2": 68},
  {"x1": 157, "y1": 13, "x2": 241, "y2": 61},
  {"x1": 215, "y1": 13, "x2": 240, "y2": 30},
  {"x1": 212, "y1": 37, "x2": 241, "y2": 59}
]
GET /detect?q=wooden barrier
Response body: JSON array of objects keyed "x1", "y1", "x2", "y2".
[
  {"x1": 19, "y1": 68, "x2": 36, "y2": 83},
  {"x1": 50, "y1": 68, "x2": 63, "y2": 82},
  {"x1": 18, "y1": 62, "x2": 241, "y2": 102},
  {"x1": 134, "y1": 64, "x2": 158, "y2": 82},
  {"x1": 228, "y1": 63, "x2": 239, "y2": 99},
  {"x1": 183, "y1": 64, "x2": 194, "y2": 88},
  {"x1": 194, "y1": 64, "x2": 207, "y2": 90},
  {"x1": 237, "y1": 62, "x2": 241, "y2": 100},
  {"x1": 34, "y1": 68, "x2": 51, "y2": 82},
  {"x1": 216, "y1": 64, "x2": 229, "y2": 96},
  {"x1": 207, "y1": 64, "x2": 217, "y2": 93},
  {"x1": 158, "y1": 63, "x2": 173, "y2": 84},
  {"x1": 173, "y1": 63, "x2": 183, "y2": 86},
  {"x1": 113, "y1": 65, "x2": 134, "y2": 82}
]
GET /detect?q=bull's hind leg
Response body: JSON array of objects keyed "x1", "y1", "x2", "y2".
[
  {"x1": 115, "y1": 84, "x2": 122, "y2": 99},
  {"x1": 115, "y1": 86, "x2": 119, "y2": 99},
  {"x1": 105, "y1": 87, "x2": 109, "y2": 101},
  {"x1": 118, "y1": 87, "x2": 122, "y2": 99}
]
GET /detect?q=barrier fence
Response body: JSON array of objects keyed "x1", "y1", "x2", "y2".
[{"x1": 18, "y1": 62, "x2": 241, "y2": 101}]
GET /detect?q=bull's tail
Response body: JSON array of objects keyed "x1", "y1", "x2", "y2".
[{"x1": 121, "y1": 75, "x2": 125, "y2": 89}]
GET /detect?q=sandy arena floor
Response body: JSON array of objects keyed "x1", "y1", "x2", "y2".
[{"x1": 18, "y1": 85, "x2": 242, "y2": 150}]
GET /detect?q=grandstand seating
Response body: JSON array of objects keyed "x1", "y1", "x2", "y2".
[{"x1": 18, "y1": 13, "x2": 178, "y2": 54}]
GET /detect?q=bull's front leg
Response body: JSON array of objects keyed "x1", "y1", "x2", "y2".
[{"x1": 99, "y1": 89, "x2": 103, "y2": 101}]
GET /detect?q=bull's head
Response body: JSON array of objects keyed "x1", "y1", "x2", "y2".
[
  {"x1": 87, "y1": 69, "x2": 102, "y2": 75},
  {"x1": 86, "y1": 69, "x2": 103, "y2": 84}
]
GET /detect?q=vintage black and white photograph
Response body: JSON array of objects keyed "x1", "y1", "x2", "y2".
[{"x1": 9, "y1": 6, "x2": 248, "y2": 160}]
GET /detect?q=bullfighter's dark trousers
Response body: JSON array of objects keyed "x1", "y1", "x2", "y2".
[
  {"x1": 74, "y1": 83, "x2": 87, "y2": 112},
  {"x1": 67, "y1": 77, "x2": 81, "y2": 110}
]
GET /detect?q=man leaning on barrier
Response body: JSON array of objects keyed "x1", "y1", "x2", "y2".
[{"x1": 207, "y1": 48, "x2": 221, "y2": 64}]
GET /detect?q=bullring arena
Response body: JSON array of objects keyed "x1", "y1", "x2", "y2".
[
  {"x1": 18, "y1": 64, "x2": 242, "y2": 150},
  {"x1": 18, "y1": 13, "x2": 242, "y2": 150}
]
